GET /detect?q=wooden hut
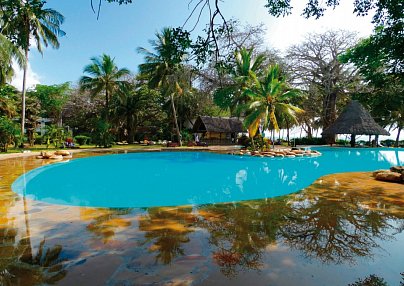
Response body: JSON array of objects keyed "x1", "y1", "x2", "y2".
[
  {"x1": 322, "y1": 100, "x2": 390, "y2": 147},
  {"x1": 192, "y1": 116, "x2": 244, "y2": 145}
]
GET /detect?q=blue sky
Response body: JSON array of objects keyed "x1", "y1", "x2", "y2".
[{"x1": 13, "y1": 0, "x2": 374, "y2": 88}]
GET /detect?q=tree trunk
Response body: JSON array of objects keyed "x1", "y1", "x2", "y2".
[
  {"x1": 105, "y1": 88, "x2": 109, "y2": 120},
  {"x1": 170, "y1": 93, "x2": 182, "y2": 146},
  {"x1": 395, "y1": 126, "x2": 402, "y2": 147},
  {"x1": 286, "y1": 119, "x2": 290, "y2": 146},
  {"x1": 20, "y1": 47, "x2": 29, "y2": 146},
  {"x1": 322, "y1": 93, "x2": 337, "y2": 144},
  {"x1": 350, "y1": 134, "x2": 356, "y2": 147}
]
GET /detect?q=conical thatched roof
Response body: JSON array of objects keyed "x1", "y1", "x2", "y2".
[
  {"x1": 193, "y1": 116, "x2": 244, "y2": 133},
  {"x1": 322, "y1": 100, "x2": 390, "y2": 136}
]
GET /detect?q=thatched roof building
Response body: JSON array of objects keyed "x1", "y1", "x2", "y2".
[
  {"x1": 322, "y1": 100, "x2": 390, "y2": 136},
  {"x1": 192, "y1": 116, "x2": 244, "y2": 145},
  {"x1": 193, "y1": 116, "x2": 244, "y2": 133}
]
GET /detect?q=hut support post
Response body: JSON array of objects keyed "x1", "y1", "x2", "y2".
[{"x1": 350, "y1": 134, "x2": 356, "y2": 147}]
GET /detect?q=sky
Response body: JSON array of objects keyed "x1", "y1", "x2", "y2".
[{"x1": 10, "y1": 0, "x2": 375, "y2": 89}]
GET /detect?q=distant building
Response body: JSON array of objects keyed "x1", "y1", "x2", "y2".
[
  {"x1": 36, "y1": 118, "x2": 52, "y2": 135},
  {"x1": 192, "y1": 116, "x2": 245, "y2": 145}
]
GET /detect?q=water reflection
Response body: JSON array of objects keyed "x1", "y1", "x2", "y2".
[
  {"x1": 80, "y1": 208, "x2": 132, "y2": 243},
  {"x1": 138, "y1": 207, "x2": 196, "y2": 264},
  {"x1": 199, "y1": 199, "x2": 289, "y2": 277}
]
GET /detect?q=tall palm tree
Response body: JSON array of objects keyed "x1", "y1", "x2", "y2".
[
  {"x1": 0, "y1": 34, "x2": 26, "y2": 85},
  {"x1": 79, "y1": 54, "x2": 130, "y2": 118},
  {"x1": 243, "y1": 64, "x2": 302, "y2": 144},
  {"x1": 3, "y1": 0, "x2": 65, "y2": 143},
  {"x1": 137, "y1": 27, "x2": 189, "y2": 146},
  {"x1": 213, "y1": 47, "x2": 266, "y2": 116}
]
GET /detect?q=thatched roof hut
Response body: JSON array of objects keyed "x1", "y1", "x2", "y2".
[
  {"x1": 193, "y1": 116, "x2": 244, "y2": 133},
  {"x1": 192, "y1": 116, "x2": 244, "y2": 145},
  {"x1": 322, "y1": 100, "x2": 390, "y2": 136}
]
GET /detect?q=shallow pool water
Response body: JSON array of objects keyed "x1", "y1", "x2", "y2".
[{"x1": 11, "y1": 147, "x2": 404, "y2": 208}]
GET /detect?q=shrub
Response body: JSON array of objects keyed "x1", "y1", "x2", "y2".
[
  {"x1": 74, "y1": 135, "x2": 91, "y2": 146},
  {"x1": 381, "y1": 139, "x2": 395, "y2": 147},
  {"x1": 237, "y1": 135, "x2": 250, "y2": 148},
  {"x1": 292, "y1": 137, "x2": 326, "y2": 146},
  {"x1": 0, "y1": 117, "x2": 19, "y2": 152},
  {"x1": 93, "y1": 120, "x2": 114, "y2": 148}
]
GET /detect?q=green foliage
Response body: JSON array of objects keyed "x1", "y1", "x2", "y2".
[
  {"x1": 79, "y1": 54, "x2": 130, "y2": 111},
  {"x1": 0, "y1": 84, "x2": 18, "y2": 118},
  {"x1": 0, "y1": 116, "x2": 19, "y2": 152},
  {"x1": 243, "y1": 64, "x2": 302, "y2": 136},
  {"x1": 213, "y1": 47, "x2": 266, "y2": 115},
  {"x1": 74, "y1": 135, "x2": 91, "y2": 146},
  {"x1": 237, "y1": 134, "x2": 251, "y2": 148},
  {"x1": 292, "y1": 137, "x2": 326, "y2": 146},
  {"x1": 44, "y1": 124, "x2": 65, "y2": 148},
  {"x1": 180, "y1": 129, "x2": 193, "y2": 143},
  {"x1": 1, "y1": 0, "x2": 65, "y2": 52},
  {"x1": 0, "y1": 33, "x2": 25, "y2": 84},
  {"x1": 93, "y1": 119, "x2": 114, "y2": 148},
  {"x1": 32, "y1": 83, "x2": 70, "y2": 120},
  {"x1": 347, "y1": 274, "x2": 388, "y2": 286},
  {"x1": 137, "y1": 27, "x2": 191, "y2": 145}
]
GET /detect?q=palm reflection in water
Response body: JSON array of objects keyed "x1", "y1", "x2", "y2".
[{"x1": 136, "y1": 180, "x2": 403, "y2": 277}]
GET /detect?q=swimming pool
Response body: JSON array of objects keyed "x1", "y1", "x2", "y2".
[{"x1": 12, "y1": 147, "x2": 404, "y2": 208}]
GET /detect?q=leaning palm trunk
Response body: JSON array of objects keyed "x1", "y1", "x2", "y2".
[
  {"x1": 170, "y1": 93, "x2": 182, "y2": 146},
  {"x1": 395, "y1": 126, "x2": 401, "y2": 147},
  {"x1": 20, "y1": 47, "x2": 29, "y2": 146}
]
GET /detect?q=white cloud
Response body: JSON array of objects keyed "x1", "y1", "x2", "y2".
[{"x1": 11, "y1": 61, "x2": 41, "y2": 91}]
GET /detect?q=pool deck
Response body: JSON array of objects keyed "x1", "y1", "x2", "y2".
[{"x1": 0, "y1": 144, "x2": 300, "y2": 161}]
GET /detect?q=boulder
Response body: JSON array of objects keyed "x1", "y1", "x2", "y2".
[
  {"x1": 36, "y1": 155, "x2": 44, "y2": 159},
  {"x1": 372, "y1": 170, "x2": 387, "y2": 177},
  {"x1": 55, "y1": 150, "x2": 71, "y2": 156},
  {"x1": 390, "y1": 166, "x2": 404, "y2": 175},
  {"x1": 375, "y1": 171, "x2": 403, "y2": 183},
  {"x1": 49, "y1": 155, "x2": 64, "y2": 160}
]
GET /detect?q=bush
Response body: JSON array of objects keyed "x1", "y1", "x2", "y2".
[
  {"x1": 0, "y1": 117, "x2": 19, "y2": 152},
  {"x1": 237, "y1": 135, "x2": 250, "y2": 148},
  {"x1": 180, "y1": 129, "x2": 193, "y2": 143},
  {"x1": 74, "y1": 135, "x2": 91, "y2": 146},
  {"x1": 93, "y1": 120, "x2": 114, "y2": 148},
  {"x1": 292, "y1": 137, "x2": 326, "y2": 146},
  {"x1": 381, "y1": 139, "x2": 395, "y2": 147}
]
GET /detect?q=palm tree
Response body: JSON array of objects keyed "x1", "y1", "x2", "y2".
[
  {"x1": 3, "y1": 0, "x2": 65, "y2": 143},
  {"x1": 79, "y1": 54, "x2": 130, "y2": 118},
  {"x1": 0, "y1": 34, "x2": 26, "y2": 85},
  {"x1": 137, "y1": 27, "x2": 189, "y2": 146},
  {"x1": 213, "y1": 47, "x2": 266, "y2": 116},
  {"x1": 243, "y1": 64, "x2": 302, "y2": 146}
]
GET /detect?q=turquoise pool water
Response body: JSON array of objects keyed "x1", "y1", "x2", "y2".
[{"x1": 12, "y1": 147, "x2": 404, "y2": 208}]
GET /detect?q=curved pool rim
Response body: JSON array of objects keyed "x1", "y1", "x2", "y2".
[{"x1": 11, "y1": 147, "x2": 404, "y2": 208}]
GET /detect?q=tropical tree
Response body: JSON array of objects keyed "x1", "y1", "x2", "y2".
[
  {"x1": 0, "y1": 33, "x2": 25, "y2": 85},
  {"x1": 213, "y1": 47, "x2": 266, "y2": 116},
  {"x1": 286, "y1": 30, "x2": 359, "y2": 142},
  {"x1": 137, "y1": 27, "x2": 191, "y2": 146},
  {"x1": 243, "y1": 64, "x2": 302, "y2": 147},
  {"x1": 79, "y1": 54, "x2": 130, "y2": 118},
  {"x1": 0, "y1": 116, "x2": 19, "y2": 152},
  {"x1": 1, "y1": 0, "x2": 65, "y2": 143},
  {"x1": 32, "y1": 83, "x2": 70, "y2": 126},
  {"x1": 0, "y1": 84, "x2": 19, "y2": 118}
]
